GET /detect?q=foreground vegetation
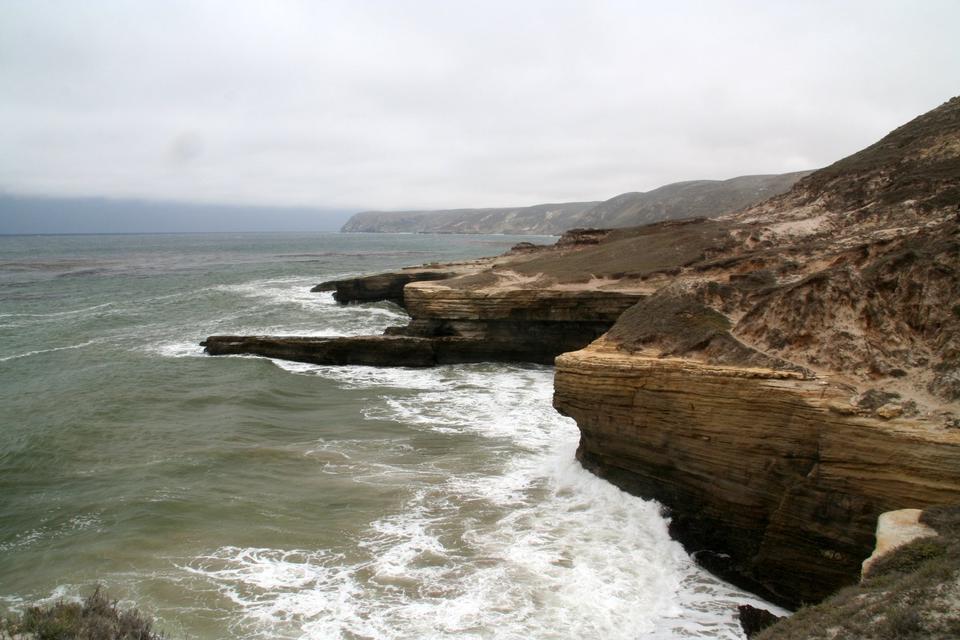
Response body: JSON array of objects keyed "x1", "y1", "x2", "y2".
[
  {"x1": 756, "y1": 505, "x2": 960, "y2": 639},
  {"x1": 0, "y1": 587, "x2": 163, "y2": 640}
]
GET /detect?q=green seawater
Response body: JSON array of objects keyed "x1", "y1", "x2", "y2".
[{"x1": 0, "y1": 232, "x2": 776, "y2": 639}]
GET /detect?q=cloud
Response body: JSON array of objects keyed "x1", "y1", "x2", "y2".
[{"x1": 0, "y1": 0, "x2": 958, "y2": 212}]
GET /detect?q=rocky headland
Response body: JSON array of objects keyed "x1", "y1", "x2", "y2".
[
  {"x1": 340, "y1": 171, "x2": 809, "y2": 235},
  {"x1": 204, "y1": 97, "x2": 960, "y2": 622}
]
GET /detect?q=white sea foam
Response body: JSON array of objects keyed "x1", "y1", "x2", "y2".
[
  {"x1": 0, "y1": 340, "x2": 99, "y2": 363},
  {"x1": 0, "y1": 302, "x2": 114, "y2": 319},
  {"x1": 151, "y1": 341, "x2": 207, "y2": 358},
  {"x1": 214, "y1": 277, "x2": 337, "y2": 313},
  {"x1": 0, "y1": 512, "x2": 103, "y2": 553},
  {"x1": 183, "y1": 363, "x2": 781, "y2": 639},
  {"x1": 212, "y1": 276, "x2": 408, "y2": 339}
]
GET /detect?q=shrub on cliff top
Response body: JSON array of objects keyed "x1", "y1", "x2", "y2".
[
  {"x1": 755, "y1": 504, "x2": 960, "y2": 640},
  {"x1": 0, "y1": 586, "x2": 163, "y2": 640}
]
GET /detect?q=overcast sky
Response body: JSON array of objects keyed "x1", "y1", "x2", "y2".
[{"x1": 1, "y1": 0, "x2": 958, "y2": 215}]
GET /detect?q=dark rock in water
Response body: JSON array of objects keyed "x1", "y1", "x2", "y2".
[
  {"x1": 738, "y1": 605, "x2": 782, "y2": 638},
  {"x1": 214, "y1": 269, "x2": 642, "y2": 367},
  {"x1": 201, "y1": 335, "x2": 439, "y2": 366},
  {"x1": 201, "y1": 323, "x2": 612, "y2": 367},
  {"x1": 310, "y1": 270, "x2": 458, "y2": 306}
]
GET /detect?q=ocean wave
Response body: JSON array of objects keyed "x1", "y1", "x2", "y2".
[
  {"x1": 213, "y1": 278, "x2": 336, "y2": 312},
  {"x1": 0, "y1": 340, "x2": 100, "y2": 363},
  {"x1": 150, "y1": 341, "x2": 207, "y2": 359},
  {"x1": 0, "y1": 302, "x2": 114, "y2": 319},
  {"x1": 207, "y1": 277, "x2": 408, "y2": 340},
  {"x1": 178, "y1": 365, "x2": 775, "y2": 639}
]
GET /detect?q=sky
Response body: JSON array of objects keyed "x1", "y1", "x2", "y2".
[{"x1": 1, "y1": 0, "x2": 958, "y2": 230}]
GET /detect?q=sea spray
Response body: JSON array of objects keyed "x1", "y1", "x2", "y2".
[{"x1": 0, "y1": 232, "x2": 782, "y2": 639}]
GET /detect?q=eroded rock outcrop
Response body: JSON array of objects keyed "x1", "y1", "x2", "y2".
[
  {"x1": 201, "y1": 333, "x2": 582, "y2": 366},
  {"x1": 554, "y1": 343, "x2": 960, "y2": 606},
  {"x1": 208, "y1": 244, "x2": 649, "y2": 365},
  {"x1": 552, "y1": 97, "x2": 960, "y2": 607},
  {"x1": 311, "y1": 269, "x2": 462, "y2": 306},
  {"x1": 860, "y1": 508, "x2": 938, "y2": 578}
]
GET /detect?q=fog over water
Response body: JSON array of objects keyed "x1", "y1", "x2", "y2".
[{"x1": 2, "y1": 1, "x2": 959, "y2": 231}]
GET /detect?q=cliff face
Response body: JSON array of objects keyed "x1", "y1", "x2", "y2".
[
  {"x1": 206, "y1": 96, "x2": 960, "y2": 610},
  {"x1": 554, "y1": 345, "x2": 960, "y2": 606},
  {"x1": 206, "y1": 238, "x2": 650, "y2": 366},
  {"x1": 550, "y1": 97, "x2": 960, "y2": 606}
]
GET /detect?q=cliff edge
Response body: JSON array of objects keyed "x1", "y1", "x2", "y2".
[
  {"x1": 553, "y1": 96, "x2": 960, "y2": 606},
  {"x1": 207, "y1": 96, "x2": 960, "y2": 612}
]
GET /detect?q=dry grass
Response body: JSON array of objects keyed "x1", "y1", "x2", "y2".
[
  {"x1": 509, "y1": 218, "x2": 734, "y2": 282},
  {"x1": 0, "y1": 587, "x2": 163, "y2": 640},
  {"x1": 756, "y1": 505, "x2": 960, "y2": 640}
]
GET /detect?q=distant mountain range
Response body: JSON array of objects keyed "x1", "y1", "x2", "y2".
[{"x1": 340, "y1": 171, "x2": 812, "y2": 235}]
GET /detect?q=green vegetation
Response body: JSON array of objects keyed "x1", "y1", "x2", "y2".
[
  {"x1": 0, "y1": 587, "x2": 164, "y2": 640},
  {"x1": 756, "y1": 505, "x2": 960, "y2": 640}
]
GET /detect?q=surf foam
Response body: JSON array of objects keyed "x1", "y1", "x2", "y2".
[{"x1": 182, "y1": 364, "x2": 780, "y2": 639}]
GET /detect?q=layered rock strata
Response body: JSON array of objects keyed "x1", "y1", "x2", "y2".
[
  {"x1": 201, "y1": 334, "x2": 581, "y2": 366},
  {"x1": 311, "y1": 269, "x2": 460, "y2": 306},
  {"x1": 554, "y1": 344, "x2": 960, "y2": 607},
  {"x1": 207, "y1": 264, "x2": 646, "y2": 366},
  {"x1": 204, "y1": 97, "x2": 960, "y2": 614}
]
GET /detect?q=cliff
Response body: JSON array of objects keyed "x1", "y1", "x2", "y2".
[
  {"x1": 554, "y1": 343, "x2": 960, "y2": 606},
  {"x1": 206, "y1": 96, "x2": 960, "y2": 613},
  {"x1": 339, "y1": 171, "x2": 807, "y2": 235},
  {"x1": 205, "y1": 231, "x2": 651, "y2": 366},
  {"x1": 552, "y1": 97, "x2": 960, "y2": 606}
]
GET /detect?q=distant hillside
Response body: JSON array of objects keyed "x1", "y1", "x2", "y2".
[
  {"x1": 341, "y1": 201, "x2": 600, "y2": 235},
  {"x1": 579, "y1": 172, "x2": 811, "y2": 229},
  {"x1": 340, "y1": 172, "x2": 809, "y2": 235}
]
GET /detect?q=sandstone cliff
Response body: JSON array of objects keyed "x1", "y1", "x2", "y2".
[
  {"x1": 206, "y1": 96, "x2": 960, "y2": 613},
  {"x1": 554, "y1": 344, "x2": 960, "y2": 606},
  {"x1": 205, "y1": 231, "x2": 651, "y2": 366},
  {"x1": 549, "y1": 97, "x2": 960, "y2": 606}
]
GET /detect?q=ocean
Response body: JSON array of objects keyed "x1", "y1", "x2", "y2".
[{"x1": 0, "y1": 232, "x2": 777, "y2": 639}]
